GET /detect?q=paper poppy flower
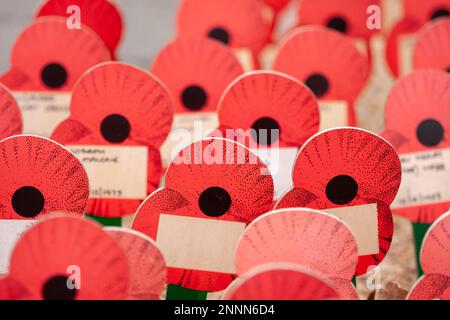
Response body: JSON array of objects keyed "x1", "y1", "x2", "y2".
[
  {"x1": 414, "y1": 18, "x2": 450, "y2": 73},
  {"x1": 404, "y1": 0, "x2": 450, "y2": 24},
  {"x1": 51, "y1": 62, "x2": 174, "y2": 218},
  {"x1": 223, "y1": 263, "x2": 340, "y2": 300},
  {"x1": 235, "y1": 208, "x2": 359, "y2": 299},
  {"x1": 276, "y1": 128, "x2": 402, "y2": 276},
  {"x1": 297, "y1": 0, "x2": 380, "y2": 40},
  {"x1": 36, "y1": 0, "x2": 123, "y2": 59},
  {"x1": 382, "y1": 70, "x2": 450, "y2": 223},
  {"x1": 0, "y1": 18, "x2": 110, "y2": 91},
  {"x1": 0, "y1": 135, "x2": 89, "y2": 219},
  {"x1": 272, "y1": 27, "x2": 369, "y2": 126},
  {"x1": 132, "y1": 137, "x2": 274, "y2": 292},
  {"x1": 176, "y1": 0, "x2": 271, "y2": 54},
  {"x1": 408, "y1": 274, "x2": 450, "y2": 300},
  {"x1": 0, "y1": 83, "x2": 22, "y2": 139},
  {"x1": 152, "y1": 37, "x2": 243, "y2": 113},
  {"x1": 105, "y1": 228, "x2": 167, "y2": 300},
  {"x1": 7, "y1": 216, "x2": 129, "y2": 300}
]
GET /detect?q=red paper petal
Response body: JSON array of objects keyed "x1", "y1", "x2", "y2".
[
  {"x1": 0, "y1": 83, "x2": 22, "y2": 139},
  {"x1": 151, "y1": 37, "x2": 243, "y2": 113},
  {"x1": 223, "y1": 263, "x2": 340, "y2": 300},
  {"x1": 106, "y1": 228, "x2": 167, "y2": 300},
  {"x1": 235, "y1": 208, "x2": 359, "y2": 281},
  {"x1": 176, "y1": 0, "x2": 271, "y2": 53},
  {"x1": 298, "y1": 0, "x2": 380, "y2": 39},
  {"x1": 9, "y1": 216, "x2": 129, "y2": 300},
  {"x1": 264, "y1": 0, "x2": 290, "y2": 13},
  {"x1": 404, "y1": 0, "x2": 450, "y2": 25},
  {"x1": 272, "y1": 27, "x2": 369, "y2": 104},
  {"x1": 276, "y1": 128, "x2": 401, "y2": 275},
  {"x1": 0, "y1": 277, "x2": 32, "y2": 300},
  {"x1": 1, "y1": 18, "x2": 110, "y2": 91},
  {"x1": 0, "y1": 135, "x2": 89, "y2": 219},
  {"x1": 414, "y1": 18, "x2": 450, "y2": 72},
  {"x1": 217, "y1": 71, "x2": 319, "y2": 148},
  {"x1": 408, "y1": 274, "x2": 450, "y2": 300},
  {"x1": 36, "y1": 0, "x2": 123, "y2": 56},
  {"x1": 421, "y1": 211, "x2": 450, "y2": 277}
]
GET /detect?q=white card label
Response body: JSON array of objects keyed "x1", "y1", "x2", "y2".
[
  {"x1": 156, "y1": 214, "x2": 246, "y2": 274},
  {"x1": 398, "y1": 34, "x2": 417, "y2": 76},
  {"x1": 251, "y1": 147, "x2": 298, "y2": 199},
  {"x1": 319, "y1": 100, "x2": 348, "y2": 130},
  {"x1": 392, "y1": 149, "x2": 450, "y2": 209},
  {"x1": 13, "y1": 91, "x2": 71, "y2": 137},
  {"x1": 160, "y1": 112, "x2": 219, "y2": 167},
  {"x1": 326, "y1": 203, "x2": 379, "y2": 256},
  {"x1": 0, "y1": 220, "x2": 38, "y2": 274},
  {"x1": 68, "y1": 145, "x2": 148, "y2": 199}
]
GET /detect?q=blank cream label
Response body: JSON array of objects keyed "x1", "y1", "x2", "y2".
[
  {"x1": 69, "y1": 145, "x2": 148, "y2": 199},
  {"x1": 0, "y1": 220, "x2": 38, "y2": 274},
  {"x1": 392, "y1": 149, "x2": 450, "y2": 209},
  {"x1": 13, "y1": 91, "x2": 71, "y2": 137},
  {"x1": 326, "y1": 203, "x2": 379, "y2": 256},
  {"x1": 319, "y1": 101, "x2": 348, "y2": 130},
  {"x1": 398, "y1": 34, "x2": 417, "y2": 76},
  {"x1": 156, "y1": 214, "x2": 246, "y2": 274},
  {"x1": 251, "y1": 147, "x2": 298, "y2": 199},
  {"x1": 160, "y1": 112, "x2": 219, "y2": 167}
]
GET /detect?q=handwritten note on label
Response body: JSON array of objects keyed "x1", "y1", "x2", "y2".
[
  {"x1": 326, "y1": 203, "x2": 379, "y2": 256},
  {"x1": 157, "y1": 214, "x2": 246, "y2": 274},
  {"x1": 318, "y1": 100, "x2": 348, "y2": 130},
  {"x1": 251, "y1": 147, "x2": 298, "y2": 199},
  {"x1": 68, "y1": 145, "x2": 148, "y2": 200},
  {"x1": 13, "y1": 91, "x2": 71, "y2": 137},
  {"x1": 160, "y1": 112, "x2": 219, "y2": 167},
  {"x1": 392, "y1": 149, "x2": 450, "y2": 209},
  {"x1": 0, "y1": 220, "x2": 38, "y2": 274},
  {"x1": 399, "y1": 34, "x2": 417, "y2": 76}
]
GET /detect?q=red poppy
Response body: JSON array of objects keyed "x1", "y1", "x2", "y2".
[
  {"x1": 0, "y1": 18, "x2": 110, "y2": 91},
  {"x1": 7, "y1": 216, "x2": 129, "y2": 300},
  {"x1": 176, "y1": 0, "x2": 272, "y2": 55},
  {"x1": 297, "y1": 0, "x2": 380, "y2": 40},
  {"x1": 404, "y1": 0, "x2": 450, "y2": 24},
  {"x1": 383, "y1": 70, "x2": 450, "y2": 223},
  {"x1": 51, "y1": 62, "x2": 174, "y2": 218},
  {"x1": 152, "y1": 37, "x2": 243, "y2": 113},
  {"x1": 106, "y1": 228, "x2": 167, "y2": 300},
  {"x1": 414, "y1": 18, "x2": 450, "y2": 72},
  {"x1": 276, "y1": 128, "x2": 402, "y2": 276},
  {"x1": 235, "y1": 208, "x2": 359, "y2": 299},
  {"x1": 0, "y1": 135, "x2": 89, "y2": 219},
  {"x1": 132, "y1": 138, "x2": 274, "y2": 292},
  {"x1": 408, "y1": 274, "x2": 450, "y2": 300},
  {"x1": 272, "y1": 27, "x2": 369, "y2": 126},
  {"x1": 36, "y1": 0, "x2": 123, "y2": 59},
  {"x1": 217, "y1": 71, "x2": 319, "y2": 148},
  {"x1": 0, "y1": 84, "x2": 22, "y2": 139},
  {"x1": 223, "y1": 263, "x2": 340, "y2": 300}
]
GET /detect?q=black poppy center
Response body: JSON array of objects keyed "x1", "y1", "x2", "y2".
[
  {"x1": 198, "y1": 187, "x2": 232, "y2": 217},
  {"x1": 305, "y1": 73, "x2": 329, "y2": 98},
  {"x1": 208, "y1": 27, "x2": 230, "y2": 45},
  {"x1": 42, "y1": 275, "x2": 77, "y2": 300},
  {"x1": 327, "y1": 16, "x2": 348, "y2": 33},
  {"x1": 326, "y1": 175, "x2": 358, "y2": 205},
  {"x1": 417, "y1": 119, "x2": 444, "y2": 147},
  {"x1": 181, "y1": 85, "x2": 208, "y2": 111},
  {"x1": 250, "y1": 117, "x2": 281, "y2": 146},
  {"x1": 431, "y1": 8, "x2": 450, "y2": 20},
  {"x1": 41, "y1": 63, "x2": 68, "y2": 89},
  {"x1": 446, "y1": 66, "x2": 450, "y2": 73},
  {"x1": 12, "y1": 186, "x2": 45, "y2": 218},
  {"x1": 100, "y1": 114, "x2": 131, "y2": 143}
]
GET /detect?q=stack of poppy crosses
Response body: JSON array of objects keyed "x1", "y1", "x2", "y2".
[{"x1": 0, "y1": 0, "x2": 449, "y2": 300}]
